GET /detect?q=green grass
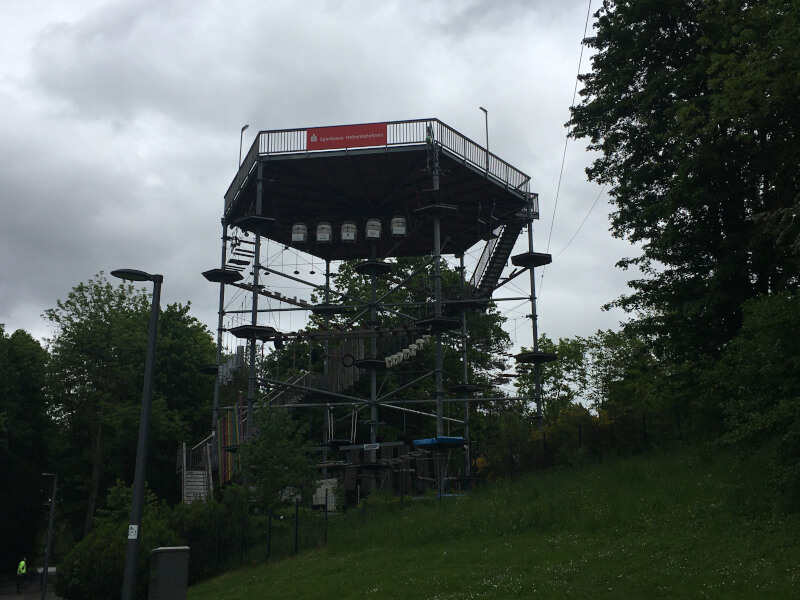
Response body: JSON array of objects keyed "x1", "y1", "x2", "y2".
[{"x1": 188, "y1": 444, "x2": 800, "y2": 599}]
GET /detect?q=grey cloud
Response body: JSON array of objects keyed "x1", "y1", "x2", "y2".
[{"x1": 2, "y1": 0, "x2": 634, "y2": 355}]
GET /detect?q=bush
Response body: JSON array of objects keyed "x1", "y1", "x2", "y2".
[
  {"x1": 171, "y1": 484, "x2": 256, "y2": 582},
  {"x1": 56, "y1": 511, "x2": 180, "y2": 600},
  {"x1": 56, "y1": 478, "x2": 333, "y2": 599}
]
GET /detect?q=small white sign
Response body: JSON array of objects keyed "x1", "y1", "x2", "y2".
[{"x1": 128, "y1": 525, "x2": 138, "y2": 540}]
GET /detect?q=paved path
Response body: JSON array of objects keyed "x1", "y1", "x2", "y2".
[{"x1": 0, "y1": 578, "x2": 61, "y2": 600}]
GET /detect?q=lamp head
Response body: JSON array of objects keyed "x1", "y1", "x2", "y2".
[
  {"x1": 111, "y1": 269, "x2": 153, "y2": 282},
  {"x1": 241, "y1": 124, "x2": 250, "y2": 133}
]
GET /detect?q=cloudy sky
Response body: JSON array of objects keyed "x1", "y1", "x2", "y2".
[{"x1": 1, "y1": 0, "x2": 636, "y2": 354}]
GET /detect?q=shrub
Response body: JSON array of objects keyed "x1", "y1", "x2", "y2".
[{"x1": 56, "y1": 511, "x2": 180, "y2": 600}]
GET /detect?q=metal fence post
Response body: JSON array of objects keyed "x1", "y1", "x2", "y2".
[
  {"x1": 294, "y1": 498, "x2": 299, "y2": 555},
  {"x1": 266, "y1": 509, "x2": 272, "y2": 561},
  {"x1": 324, "y1": 489, "x2": 328, "y2": 546}
]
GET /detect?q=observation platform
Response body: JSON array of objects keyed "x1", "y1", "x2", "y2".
[{"x1": 224, "y1": 119, "x2": 537, "y2": 261}]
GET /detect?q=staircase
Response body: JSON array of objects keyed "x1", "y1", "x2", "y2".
[
  {"x1": 470, "y1": 222, "x2": 524, "y2": 297},
  {"x1": 183, "y1": 469, "x2": 210, "y2": 504},
  {"x1": 177, "y1": 441, "x2": 213, "y2": 504}
]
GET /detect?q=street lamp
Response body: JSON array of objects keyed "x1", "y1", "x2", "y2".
[
  {"x1": 41, "y1": 473, "x2": 57, "y2": 600},
  {"x1": 112, "y1": 269, "x2": 162, "y2": 600},
  {"x1": 479, "y1": 107, "x2": 489, "y2": 172},
  {"x1": 239, "y1": 124, "x2": 250, "y2": 168}
]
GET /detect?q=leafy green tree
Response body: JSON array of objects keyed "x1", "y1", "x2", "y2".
[
  {"x1": 45, "y1": 274, "x2": 215, "y2": 538},
  {"x1": 582, "y1": 329, "x2": 677, "y2": 447},
  {"x1": 146, "y1": 302, "x2": 217, "y2": 502},
  {"x1": 515, "y1": 335, "x2": 587, "y2": 424},
  {"x1": 569, "y1": 0, "x2": 800, "y2": 368},
  {"x1": 45, "y1": 275, "x2": 150, "y2": 536},
  {"x1": 238, "y1": 406, "x2": 316, "y2": 510},
  {"x1": 0, "y1": 325, "x2": 49, "y2": 571},
  {"x1": 310, "y1": 256, "x2": 510, "y2": 378},
  {"x1": 264, "y1": 257, "x2": 510, "y2": 445},
  {"x1": 714, "y1": 292, "x2": 800, "y2": 493}
]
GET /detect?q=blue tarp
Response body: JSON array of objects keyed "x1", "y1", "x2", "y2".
[{"x1": 412, "y1": 436, "x2": 465, "y2": 449}]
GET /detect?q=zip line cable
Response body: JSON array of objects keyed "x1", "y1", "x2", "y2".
[
  {"x1": 539, "y1": 0, "x2": 593, "y2": 295},
  {"x1": 554, "y1": 184, "x2": 606, "y2": 258}
]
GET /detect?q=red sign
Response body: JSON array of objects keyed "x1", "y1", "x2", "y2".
[{"x1": 307, "y1": 123, "x2": 387, "y2": 151}]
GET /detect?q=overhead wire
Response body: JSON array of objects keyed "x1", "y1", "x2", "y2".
[
  {"x1": 554, "y1": 184, "x2": 606, "y2": 258},
  {"x1": 539, "y1": 0, "x2": 594, "y2": 295}
]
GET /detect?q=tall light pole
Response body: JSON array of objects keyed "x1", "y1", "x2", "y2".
[
  {"x1": 479, "y1": 106, "x2": 489, "y2": 173},
  {"x1": 41, "y1": 473, "x2": 57, "y2": 600},
  {"x1": 239, "y1": 124, "x2": 250, "y2": 168},
  {"x1": 112, "y1": 269, "x2": 162, "y2": 600}
]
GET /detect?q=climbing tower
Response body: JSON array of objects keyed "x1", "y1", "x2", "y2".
[{"x1": 184, "y1": 119, "x2": 553, "y2": 503}]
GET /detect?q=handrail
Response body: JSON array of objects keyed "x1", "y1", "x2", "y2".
[
  {"x1": 264, "y1": 371, "x2": 322, "y2": 406},
  {"x1": 224, "y1": 118, "x2": 531, "y2": 213},
  {"x1": 205, "y1": 442, "x2": 213, "y2": 497},
  {"x1": 469, "y1": 226, "x2": 503, "y2": 289},
  {"x1": 189, "y1": 435, "x2": 213, "y2": 469}
]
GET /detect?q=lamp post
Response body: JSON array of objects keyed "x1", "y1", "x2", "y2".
[
  {"x1": 41, "y1": 473, "x2": 57, "y2": 600},
  {"x1": 239, "y1": 124, "x2": 250, "y2": 168},
  {"x1": 479, "y1": 106, "x2": 489, "y2": 172},
  {"x1": 111, "y1": 269, "x2": 162, "y2": 600}
]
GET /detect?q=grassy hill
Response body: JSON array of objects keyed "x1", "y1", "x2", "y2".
[{"x1": 187, "y1": 443, "x2": 799, "y2": 599}]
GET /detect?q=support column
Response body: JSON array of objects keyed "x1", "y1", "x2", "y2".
[
  {"x1": 433, "y1": 214, "x2": 445, "y2": 497},
  {"x1": 322, "y1": 259, "x2": 331, "y2": 477},
  {"x1": 369, "y1": 244, "x2": 379, "y2": 463},
  {"x1": 526, "y1": 195, "x2": 543, "y2": 430},
  {"x1": 211, "y1": 219, "x2": 227, "y2": 468},
  {"x1": 425, "y1": 126, "x2": 447, "y2": 498},
  {"x1": 459, "y1": 254, "x2": 470, "y2": 477},
  {"x1": 246, "y1": 162, "x2": 264, "y2": 442}
]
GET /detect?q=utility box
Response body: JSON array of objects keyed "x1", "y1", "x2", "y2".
[
  {"x1": 313, "y1": 478, "x2": 337, "y2": 511},
  {"x1": 149, "y1": 546, "x2": 190, "y2": 600}
]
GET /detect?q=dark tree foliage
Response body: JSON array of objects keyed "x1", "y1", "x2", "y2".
[
  {"x1": 311, "y1": 257, "x2": 510, "y2": 378},
  {"x1": 713, "y1": 291, "x2": 800, "y2": 494},
  {"x1": 57, "y1": 480, "x2": 260, "y2": 600},
  {"x1": 45, "y1": 274, "x2": 215, "y2": 539},
  {"x1": 569, "y1": 0, "x2": 800, "y2": 363},
  {"x1": 515, "y1": 335, "x2": 587, "y2": 424},
  {"x1": 264, "y1": 257, "x2": 510, "y2": 445},
  {"x1": 147, "y1": 302, "x2": 217, "y2": 500},
  {"x1": 0, "y1": 326, "x2": 50, "y2": 572},
  {"x1": 56, "y1": 481, "x2": 180, "y2": 600},
  {"x1": 45, "y1": 276, "x2": 150, "y2": 537},
  {"x1": 239, "y1": 406, "x2": 316, "y2": 510}
]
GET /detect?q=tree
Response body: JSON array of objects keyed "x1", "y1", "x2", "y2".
[
  {"x1": 569, "y1": 0, "x2": 800, "y2": 366},
  {"x1": 45, "y1": 275, "x2": 149, "y2": 536},
  {"x1": 146, "y1": 302, "x2": 217, "y2": 503},
  {"x1": 583, "y1": 329, "x2": 673, "y2": 447},
  {"x1": 45, "y1": 274, "x2": 215, "y2": 539},
  {"x1": 238, "y1": 406, "x2": 316, "y2": 510},
  {"x1": 515, "y1": 335, "x2": 587, "y2": 425},
  {"x1": 0, "y1": 325, "x2": 49, "y2": 572},
  {"x1": 713, "y1": 291, "x2": 800, "y2": 493},
  {"x1": 264, "y1": 257, "x2": 511, "y2": 445}
]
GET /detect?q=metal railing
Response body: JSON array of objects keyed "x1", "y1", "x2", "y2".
[
  {"x1": 262, "y1": 371, "x2": 323, "y2": 406},
  {"x1": 224, "y1": 118, "x2": 532, "y2": 213},
  {"x1": 189, "y1": 435, "x2": 213, "y2": 468},
  {"x1": 178, "y1": 439, "x2": 214, "y2": 503},
  {"x1": 469, "y1": 226, "x2": 503, "y2": 289}
]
